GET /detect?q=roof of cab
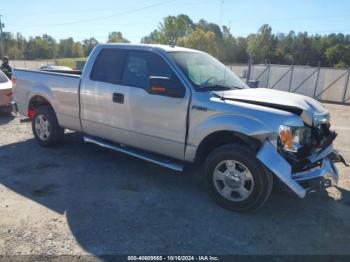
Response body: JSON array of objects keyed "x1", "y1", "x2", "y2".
[{"x1": 98, "y1": 43, "x2": 202, "y2": 53}]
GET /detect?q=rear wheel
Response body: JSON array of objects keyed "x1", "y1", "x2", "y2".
[
  {"x1": 204, "y1": 144, "x2": 273, "y2": 212},
  {"x1": 32, "y1": 105, "x2": 64, "y2": 147}
]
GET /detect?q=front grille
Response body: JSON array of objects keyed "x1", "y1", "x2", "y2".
[
  {"x1": 301, "y1": 123, "x2": 332, "y2": 153},
  {"x1": 313, "y1": 123, "x2": 331, "y2": 144}
]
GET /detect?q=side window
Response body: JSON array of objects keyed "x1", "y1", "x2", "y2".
[
  {"x1": 122, "y1": 51, "x2": 174, "y2": 89},
  {"x1": 90, "y1": 48, "x2": 126, "y2": 84}
]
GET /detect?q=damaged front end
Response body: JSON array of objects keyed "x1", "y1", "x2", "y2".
[{"x1": 257, "y1": 116, "x2": 347, "y2": 198}]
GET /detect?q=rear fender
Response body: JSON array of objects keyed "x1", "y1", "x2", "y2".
[{"x1": 26, "y1": 86, "x2": 56, "y2": 116}]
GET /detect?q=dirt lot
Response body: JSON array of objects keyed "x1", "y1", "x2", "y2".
[{"x1": 0, "y1": 104, "x2": 349, "y2": 256}]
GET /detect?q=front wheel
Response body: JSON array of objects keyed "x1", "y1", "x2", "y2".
[
  {"x1": 32, "y1": 105, "x2": 64, "y2": 147},
  {"x1": 204, "y1": 144, "x2": 273, "y2": 212}
]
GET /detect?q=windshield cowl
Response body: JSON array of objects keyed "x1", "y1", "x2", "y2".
[{"x1": 196, "y1": 84, "x2": 245, "y2": 92}]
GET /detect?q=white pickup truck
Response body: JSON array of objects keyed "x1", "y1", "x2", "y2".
[{"x1": 12, "y1": 44, "x2": 346, "y2": 212}]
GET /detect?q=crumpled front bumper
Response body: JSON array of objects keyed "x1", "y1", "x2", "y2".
[
  {"x1": 293, "y1": 159, "x2": 338, "y2": 192},
  {"x1": 257, "y1": 141, "x2": 339, "y2": 198}
]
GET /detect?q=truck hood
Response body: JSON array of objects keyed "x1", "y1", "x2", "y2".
[{"x1": 218, "y1": 88, "x2": 329, "y2": 126}]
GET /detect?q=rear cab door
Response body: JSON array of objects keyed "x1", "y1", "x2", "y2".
[{"x1": 80, "y1": 47, "x2": 134, "y2": 145}]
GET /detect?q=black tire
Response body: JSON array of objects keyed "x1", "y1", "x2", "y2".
[
  {"x1": 204, "y1": 144, "x2": 273, "y2": 212},
  {"x1": 32, "y1": 105, "x2": 64, "y2": 147}
]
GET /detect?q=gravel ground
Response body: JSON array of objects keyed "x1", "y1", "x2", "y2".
[{"x1": 0, "y1": 103, "x2": 349, "y2": 257}]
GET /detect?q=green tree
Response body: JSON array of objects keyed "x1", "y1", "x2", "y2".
[
  {"x1": 141, "y1": 29, "x2": 162, "y2": 44},
  {"x1": 58, "y1": 38, "x2": 75, "y2": 57},
  {"x1": 72, "y1": 42, "x2": 84, "y2": 57},
  {"x1": 2, "y1": 14, "x2": 350, "y2": 67},
  {"x1": 196, "y1": 19, "x2": 223, "y2": 40},
  {"x1": 247, "y1": 24, "x2": 275, "y2": 63},
  {"x1": 293, "y1": 32, "x2": 312, "y2": 65},
  {"x1": 221, "y1": 26, "x2": 248, "y2": 63},
  {"x1": 325, "y1": 44, "x2": 350, "y2": 67},
  {"x1": 82, "y1": 37, "x2": 99, "y2": 56},
  {"x1": 7, "y1": 46, "x2": 21, "y2": 59},
  {"x1": 107, "y1": 32, "x2": 130, "y2": 43},
  {"x1": 334, "y1": 60, "x2": 348, "y2": 69},
  {"x1": 24, "y1": 35, "x2": 54, "y2": 59},
  {"x1": 15, "y1": 33, "x2": 26, "y2": 53},
  {"x1": 142, "y1": 14, "x2": 194, "y2": 45},
  {"x1": 274, "y1": 32, "x2": 295, "y2": 64},
  {"x1": 42, "y1": 34, "x2": 58, "y2": 58},
  {"x1": 177, "y1": 28, "x2": 220, "y2": 58},
  {"x1": 235, "y1": 37, "x2": 249, "y2": 63},
  {"x1": 195, "y1": 19, "x2": 224, "y2": 59}
]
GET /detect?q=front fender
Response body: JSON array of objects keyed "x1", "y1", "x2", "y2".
[
  {"x1": 188, "y1": 113, "x2": 274, "y2": 147},
  {"x1": 185, "y1": 114, "x2": 275, "y2": 162}
]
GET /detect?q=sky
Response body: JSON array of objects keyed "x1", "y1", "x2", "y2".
[{"x1": 1, "y1": 0, "x2": 350, "y2": 43}]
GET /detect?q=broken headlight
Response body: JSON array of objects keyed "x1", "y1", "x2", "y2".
[{"x1": 278, "y1": 125, "x2": 309, "y2": 153}]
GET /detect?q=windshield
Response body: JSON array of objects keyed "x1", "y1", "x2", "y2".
[{"x1": 169, "y1": 51, "x2": 248, "y2": 90}]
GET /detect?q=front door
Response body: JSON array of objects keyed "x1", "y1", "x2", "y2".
[{"x1": 120, "y1": 50, "x2": 190, "y2": 160}]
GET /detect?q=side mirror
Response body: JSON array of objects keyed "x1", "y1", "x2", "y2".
[
  {"x1": 247, "y1": 80, "x2": 259, "y2": 88},
  {"x1": 147, "y1": 76, "x2": 185, "y2": 98}
]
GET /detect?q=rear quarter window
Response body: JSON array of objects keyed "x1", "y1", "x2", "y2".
[{"x1": 90, "y1": 48, "x2": 126, "y2": 84}]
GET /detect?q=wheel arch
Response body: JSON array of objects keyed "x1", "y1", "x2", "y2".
[
  {"x1": 29, "y1": 95, "x2": 52, "y2": 109},
  {"x1": 28, "y1": 94, "x2": 55, "y2": 118},
  {"x1": 186, "y1": 114, "x2": 273, "y2": 164},
  {"x1": 194, "y1": 130, "x2": 262, "y2": 165}
]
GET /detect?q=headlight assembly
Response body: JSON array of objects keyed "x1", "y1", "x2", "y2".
[{"x1": 278, "y1": 125, "x2": 305, "y2": 153}]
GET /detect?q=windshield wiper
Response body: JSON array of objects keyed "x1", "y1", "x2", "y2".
[{"x1": 206, "y1": 85, "x2": 232, "y2": 90}]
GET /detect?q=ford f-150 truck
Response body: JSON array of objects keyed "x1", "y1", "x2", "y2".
[{"x1": 12, "y1": 44, "x2": 346, "y2": 212}]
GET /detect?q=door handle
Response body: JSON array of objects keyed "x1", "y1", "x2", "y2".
[{"x1": 113, "y1": 93, "x2": 124, "y2": 104}]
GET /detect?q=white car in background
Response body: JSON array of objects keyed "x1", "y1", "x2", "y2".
[
  {"x1": 39, "y1": 65, "x2": 72, "y2": 71},
  {"x1": 0, "y1": 70, "x2": 12, "y2": 108}
]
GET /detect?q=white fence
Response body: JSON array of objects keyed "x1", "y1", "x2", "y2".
[{"x1": 228, "y1": 63, "x2": 350, "y2": 104}]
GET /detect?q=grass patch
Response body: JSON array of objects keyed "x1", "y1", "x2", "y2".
[
  {"x1": 39, "y1": 57, "x2": 88, "y2": 69},
  {"x1": 55, "y1": 57, "x2": 88, "y2": 69}
]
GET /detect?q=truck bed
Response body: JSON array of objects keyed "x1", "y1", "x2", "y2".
[
  {"x1": 13, "y1": 68, "x2": 82, "y2": 131},
  {"x1": 40, "y1": 69, "x2": 83, "y2": 75}
]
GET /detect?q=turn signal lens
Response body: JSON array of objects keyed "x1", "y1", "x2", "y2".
[
  {"x1": 278, "y1": 125, "x2": 304, "y2": 152},
  {"x1": 150, "y1": 86, "x2": 166, "y2": 93},
  {"x1": 279, "y1": 126, "x2": 293, "y2": 150}
]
